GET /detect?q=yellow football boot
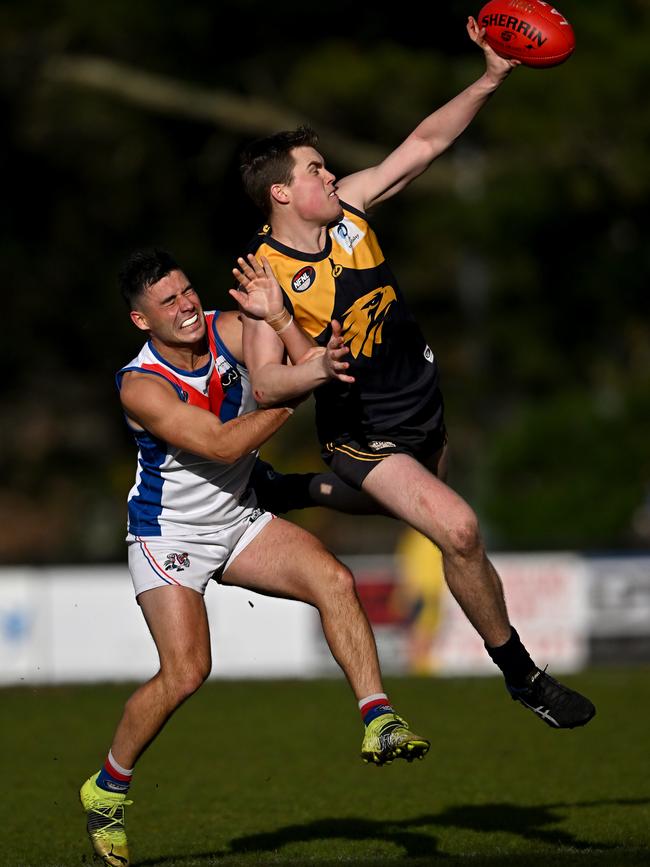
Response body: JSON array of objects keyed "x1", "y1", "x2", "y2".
[
  {"x1": 361, "y1": 712, "x2": 430, "y2": 766},
  {"x1": 80, "y1": 773, "x2": 132, "y2": 866}
]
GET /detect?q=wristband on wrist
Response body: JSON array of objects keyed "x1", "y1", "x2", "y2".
[
  {"x1": 274, "y1": 314, "x2": 293, "y2": 335},
  {"x1": 265, "y1": 308, "x2": 292, "y2": 333}
]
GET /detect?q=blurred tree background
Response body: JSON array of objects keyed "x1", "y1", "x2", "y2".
[{"x1": 1, "y1": 0, "x2": 648, "y2": 563}]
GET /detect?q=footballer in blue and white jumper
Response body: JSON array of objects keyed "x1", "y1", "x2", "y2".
[{"x1": 79, "y1": 247, "x2": 429, "y2": 867}]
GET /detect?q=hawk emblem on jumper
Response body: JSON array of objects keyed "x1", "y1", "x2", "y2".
[{"x1": 340, "y1": 286, "x2": 396, "y2": 358}]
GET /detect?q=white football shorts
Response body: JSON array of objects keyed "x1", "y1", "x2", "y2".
[{"x1": 127, "y1": 508, "x2": 274, "y2": 597}]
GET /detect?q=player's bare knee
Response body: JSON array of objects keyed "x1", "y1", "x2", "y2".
[
  {"x1": 163, "y1": 654, "x2": 210, "y2": 702},
  {"x1": 334, "y1": 562, "x2": 356, "y2": 597},
  {"x1": 443, "y1": 513, "x2": 483, "y2": 561},
  {"x1": 318, "y1": 560, "x2": 356, "y2": 604},
  {"x1": 174, "y1": 667, "x2": 209, "y2": 702}
]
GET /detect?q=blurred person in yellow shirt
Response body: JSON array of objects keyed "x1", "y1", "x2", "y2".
[{"x1": 392, "y1": 528, "x2": 446, "y2": 675}]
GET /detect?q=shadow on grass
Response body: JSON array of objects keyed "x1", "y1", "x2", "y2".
[{"x1": 136, "y1": 796, "x2": 649, "y2": 866}]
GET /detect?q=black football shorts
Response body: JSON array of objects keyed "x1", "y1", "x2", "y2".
[{"x1": 322, "y1": 418, "x2": 447, "y2": 490}]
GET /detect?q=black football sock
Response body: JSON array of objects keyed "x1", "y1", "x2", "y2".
[
  {"x1": 274, "y1": 472, "x2": 319, "y2": 511},
  {"x1": 250, "y1": 460, "x2": 317, "y2": 514},
  {"x1": 251, "y1": 461, "x2": 389, "y2": 515},
  {"x1": 485, "y1": 626, "x2": 536, "y2": 689},
  {"x1": 308, "y1": 472, "x2": 389, "y2": 515}
]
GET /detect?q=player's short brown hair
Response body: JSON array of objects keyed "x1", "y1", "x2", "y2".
[{"x1": 240, "y1": 125, "x2": 319, "y2": 218}]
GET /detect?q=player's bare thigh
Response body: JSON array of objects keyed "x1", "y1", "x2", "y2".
[
  {"x1": 138, "y1": 584, "x2": 212, "y2": 671},
  {"x1": 360, "y1": 451, "x2": 476, "y2": 545},
  {"x1": 221, "y1": 516, "x2": 347, "y2": 605},
  {"x1": 424, "y1": 439, "x2": 449, "y2": 482}
]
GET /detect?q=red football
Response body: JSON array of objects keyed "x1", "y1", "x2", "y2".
[{"x1": 477, "y1": 0, "x2": 575, "y2": 68}]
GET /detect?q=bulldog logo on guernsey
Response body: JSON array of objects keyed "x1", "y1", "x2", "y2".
[{"x1": 292, "y1": 266, "x2": 316, "y2": 293}]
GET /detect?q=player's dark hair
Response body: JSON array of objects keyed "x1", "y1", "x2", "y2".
[
  {"x1": 239, "y1": 125, "x2": 320, "y2": 217},
  {"x1": 119, "y1": 248, "x2": 180, "y2": 309}
]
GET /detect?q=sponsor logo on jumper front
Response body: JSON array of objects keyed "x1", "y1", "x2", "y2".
[
  {"x1": 481, "y1": 12, "x2": 550, "y2": 46},
  {"x1": 292, "y1": 266, "x2": 316, "y2": 293},
  {"x1": 164, "y1": 552, "x2": 190, "y2": 571},
  {"x1": 424, "y1": 345, "x2": 434, "y2": 363},
  {"x1": 331, "y1": 218, "x2": 365, "y2": 253},
  {"x1": 216, "y1": 355, "x2": 240, "y2": 389}
]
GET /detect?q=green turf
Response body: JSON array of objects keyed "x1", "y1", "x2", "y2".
[{"x1": 2, "y1": 668, "x2": 649, "y2": 866}]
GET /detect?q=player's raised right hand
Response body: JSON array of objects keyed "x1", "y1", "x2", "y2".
[{"x1": 230, "y1": 254, "x2": 285, "y2": 320}]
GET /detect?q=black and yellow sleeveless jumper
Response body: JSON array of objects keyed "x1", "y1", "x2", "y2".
[{"x1": 247, "y1": 202, "x2": 443, "y2": 449}]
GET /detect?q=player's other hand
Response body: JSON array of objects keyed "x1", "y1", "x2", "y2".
[
  {"x1": 467, "y1": 15, "x2": 520, "y2": 82},
  {"x1": 230, "y1": 255, "x2": 285, "y2": 320},
  {"x1": 295, "y1": 321, "x2": 354, "y2": 384},
  {"x1": 324, "y1": 319, "x2": 355, "y2": 384}
]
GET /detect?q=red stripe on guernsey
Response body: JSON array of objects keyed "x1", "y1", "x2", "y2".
[
  {"x1": 140, "y1": 363, "x2": 209, "y2": 410},
  {"x1": 136, "y1": 537, "x2": 181, "y2": 586},
  {"x1": 360, "y1": 697, "x2": 390, "y2": 715},
  {"x1": 205, "y1": 312, "x2": 227, "y2": 417},
  {"x1": 208, "y1": 370, "x2": 225, "y2": 417},
  {"x1": 206, "y1": 312, "x2": 218, "y2": 357},
  {"x1": 104, "y1": 756, "x2": 132, "y2": 782}
]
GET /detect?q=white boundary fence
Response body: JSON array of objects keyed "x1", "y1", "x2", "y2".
[{"x1": 1, "y1": 554, "x2": 648, "y2": 684}]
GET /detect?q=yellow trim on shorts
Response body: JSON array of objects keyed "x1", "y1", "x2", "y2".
[{"x1": 334, "y1": 443, "x2": 393, "y2": 461}]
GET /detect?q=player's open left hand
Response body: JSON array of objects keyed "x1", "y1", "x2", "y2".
[
  {"x1": 295, "y1": 320, "x2": 354, "y2": 385},
  {"x1": 467, "y1": 15, "x2": 520, "y2": 81},
  {"x1": 230, "y1": 254, "x2": 285, "y2": 320},
  {"x1": 324, "y1": 319, "x2": 355, "y2": 384}
]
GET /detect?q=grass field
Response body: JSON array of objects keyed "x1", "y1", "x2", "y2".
[{"x1": 2, "y1": 668, "x2": 649, "y2": 866}]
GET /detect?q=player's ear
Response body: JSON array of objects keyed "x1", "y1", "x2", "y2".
[
  {"x1": 270, "y1": 183, "x2": 290, "y2": 206},
  {"x1": 130, "y1": 309, "x2": 150, "y2": 332}
]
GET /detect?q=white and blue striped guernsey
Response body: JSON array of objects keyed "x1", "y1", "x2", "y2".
[{"x1": 116, "y1": 311, "x2": 258, "y2": 537}]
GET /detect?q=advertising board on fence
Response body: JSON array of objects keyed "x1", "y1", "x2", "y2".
[
  {"x1": 428, "y1": 553, "x2": 590, "y2": 675},
  {"x1": 341, "y1": 551, "x2": 590, "y2": 676},
  {"x1": 0, "y1": 566, "x2": 321, "y2": 685},
  {"x1": 587, "y1": 555, "x2": 650, "y2": 663},
  {"x1": 0, "y1": 552, "x2": 648, "y2": 684}
]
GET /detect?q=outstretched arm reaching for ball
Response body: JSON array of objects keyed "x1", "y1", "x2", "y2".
[
  {"x1": 336, "y1": 17, "x2": 519, "y2": 213},
  {"x1": 231, "y1": 254, "x2": 354, "y2": 407}
]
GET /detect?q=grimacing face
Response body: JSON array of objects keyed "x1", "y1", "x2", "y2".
[{"x1": 130, "y1": 270, "x2": 206, "y2": 346}]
